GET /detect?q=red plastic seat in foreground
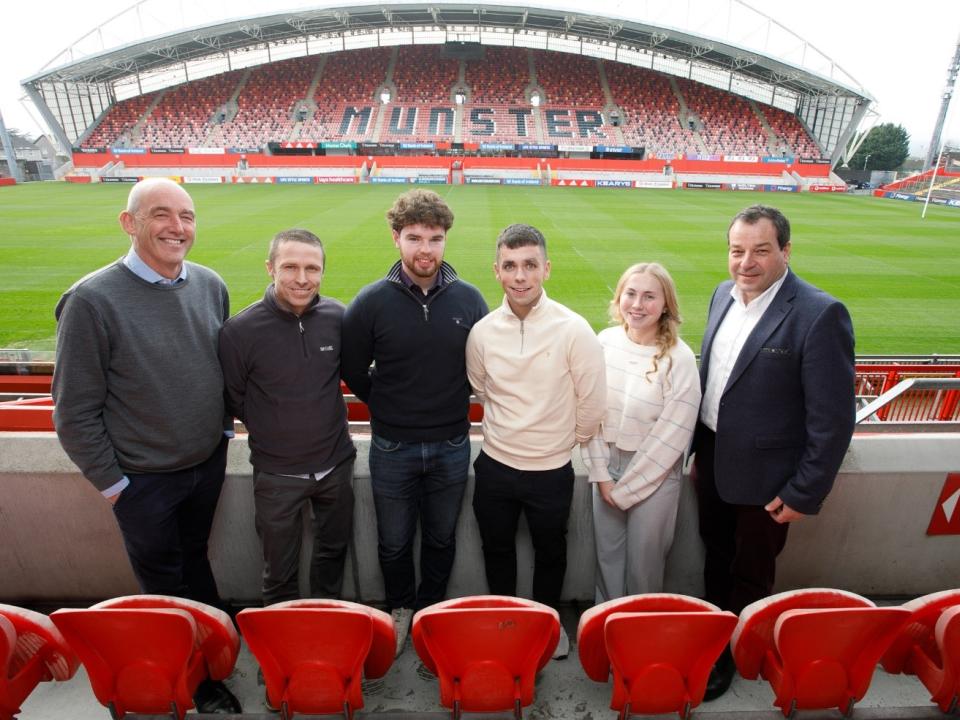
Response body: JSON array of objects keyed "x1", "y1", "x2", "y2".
[
  {"x1": 237, "y1": 599, "x2": 394, "y2": 720},
  {"x1": 880, "y1": 589, "x2": 960, "y2": 713},
  {"x1": 577, "y1": 594, "x2": 737, "y2": 719},
  {"x1": 731, "y1": 588, "x2": 911, "y2": 718},
  {"x1": 412, "y1": 596, "x2": 559, "y2": 719},
  {"x1": 0, "y1": 605, "x2": 78, "y2": 720},
  {"x1": 50, "y1": 595, "x2": 239, "y2": 720}
]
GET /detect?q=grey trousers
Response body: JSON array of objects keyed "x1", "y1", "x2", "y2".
[
  {"x1": 253, "y1": 458, "x2": 355, "y2": 605},
  {"x1": 592, "y1": 446, "x2": 682, "y2": 602}
]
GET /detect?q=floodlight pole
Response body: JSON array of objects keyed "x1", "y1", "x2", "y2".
[
  {"x1": 921, "y1": 144, "x2": 946, "y2": 219},
  {"x1": 0, "y1": 108, "x2": 24, "y2": 183}
]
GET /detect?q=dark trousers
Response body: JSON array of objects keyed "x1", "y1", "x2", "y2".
[
  {"x1": 369, "y1": 433, "x2": 470, "y2": 611},
  {"x1": 112, "y1": 435, "x2": 228, "y2": 609},
  {"x1": 253, "y1": 458, "x2": 355, "y2": 605},
  {"x1": 692, "y1": 425, "x2": 789, "y2": 615},
  {"x1": 472, "y1": 451, "x2": 575, "y2": 610}
]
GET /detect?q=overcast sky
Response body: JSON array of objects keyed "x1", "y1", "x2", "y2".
[{"x1": 2, "y1": 0, "x2": 958, "y2": 155}]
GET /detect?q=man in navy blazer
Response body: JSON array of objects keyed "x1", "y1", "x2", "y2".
[{"x1": 693, "y1": 205, "x2": 855, "y2": 700}]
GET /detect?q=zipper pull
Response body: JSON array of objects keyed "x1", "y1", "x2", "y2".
[
  {"x1": 423, "y1": 304, "x2": 430, "y2": 322},
  {"x1": 299, "y1": 320, "x2": 305, "y2": 334}
]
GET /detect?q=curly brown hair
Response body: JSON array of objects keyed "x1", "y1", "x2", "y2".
[{"x1": 386, "y1": 190, "x2": 454, "y2": 233}]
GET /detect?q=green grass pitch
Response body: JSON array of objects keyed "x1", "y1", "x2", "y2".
[{"x1": 1, "y1": 182, "x2": 958, "y2": 354}]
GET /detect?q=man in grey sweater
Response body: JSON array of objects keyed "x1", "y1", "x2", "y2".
[{"x1": 52, "y1": 178, "x2": 240, "y2": 713}]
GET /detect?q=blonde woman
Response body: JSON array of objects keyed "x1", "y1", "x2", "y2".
[{"x1": 581, "y1": 263, "x2": 701, "y2": 601}]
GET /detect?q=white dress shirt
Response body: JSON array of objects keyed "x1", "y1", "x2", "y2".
[{"x1": 699, "y1": 269, "x2": 789, "y2": 431}]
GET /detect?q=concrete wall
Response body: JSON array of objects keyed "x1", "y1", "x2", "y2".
[{"x1": 1, "y1": 431, "x2": 958, "y2": 606}]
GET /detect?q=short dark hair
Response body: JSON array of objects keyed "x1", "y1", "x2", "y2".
[
  {"x1": 268, "y1": 228, "x2": 325, "y2": 266},
  {"x1": 728, "y1": 205, "x2": 791, "y2": 249},
  {"x1": 496, "y1": 223, "x2": 548, "y2": 258},
  {"x1": 386, "y1": 190, "x2": 454, "y2": 233}
]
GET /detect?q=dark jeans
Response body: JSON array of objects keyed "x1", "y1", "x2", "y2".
[
  {"x1": 253, "y1": 458, "x2": 355, "y2": 605},
  {"x1": 471, "y1": 451, "x2": 575, "y2": 610},
  {"x1": 369, "y1": 433, "x2": 470, "y2": 611},
  {"x1": 692, "y1": 424, "x2": 790, "y2": 615},
  {"x1": 112, "y1": 435, "x2": 228, "y2": 608}
]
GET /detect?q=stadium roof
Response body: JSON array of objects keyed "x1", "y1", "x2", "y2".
[{"x1": 21, "y1": 0, "x2": 875, "y2": 161}]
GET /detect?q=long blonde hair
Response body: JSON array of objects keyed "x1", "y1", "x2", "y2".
[{"x1": 609, "y1": 263, "x2": 683, "y2": 381}]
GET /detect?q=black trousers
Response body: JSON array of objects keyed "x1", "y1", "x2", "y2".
[
  {"x1": 112, "y1": 435, "x2": 229, "y2": 609},
  {"x1": 472, "y1": 451, "x2": 575, "y2": 610},
  {"x1": 253, "y1": 458, "x2": 355, "y2": 605},
  {"x1": 692, "y1": 425, "x2": 789, "y2": 615}
]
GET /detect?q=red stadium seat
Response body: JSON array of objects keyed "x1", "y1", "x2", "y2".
[
  {"x1": 881, "y1": 589, "x2": 960, "y2": 713},
  {"x1": 577, "y1": 594, "x2": 736, "y2": 719},
  {"x1": 0, "y1": 605, "x2": 78, "y2": 720},
  {"x1": 236, "y1": 599, "x2": 394, "y2": 719},
  {"x1": 411, "y1": 595, "x2": 559, "y2": 719},
  {"x1": 731, "y1": 588, "x2": 911, "y2": 717},
  {"x1": 50, "y1": 595, "x2": 239, "y2": 720}
]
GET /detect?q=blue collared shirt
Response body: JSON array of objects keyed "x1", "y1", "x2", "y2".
[{"x1": 122, "y1": 246, "x2": 188, "y2": 284}]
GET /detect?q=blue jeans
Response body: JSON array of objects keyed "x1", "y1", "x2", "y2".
[{"x1": 369, "y1": 433, "x2": 470, "y2": 611}]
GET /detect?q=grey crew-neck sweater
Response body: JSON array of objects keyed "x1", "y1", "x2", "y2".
[{"x1": 52, "y1": 260, "x2": 229, "y2": 491}]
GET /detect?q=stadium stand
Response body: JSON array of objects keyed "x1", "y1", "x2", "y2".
[
  {"x1": 137, "y1": 71, "x2": 245, "y2": 148},
  {"x1": 604, "y1": 63, "x2": 691, "y2": 156},
  {"x1": 533, "y1": 50, "x2": 617, "y2": 143},
  {"x1": 675, "y1": 77, "x2": 771, "y2": 156},
  {"x1": 74, "y1": 44, "x2": 824, "y2": 160},
  {"x1": 463, "y1": 47, "x2": 536, "y2": 143},
  {"x1": 761, "y1": 105, "x2": 822, "y2": 158},
  {"x1": 83, "y1": 92, "x2": 158, "y2": 149},
  {"x1": 206, "y1": 56, "x2": 317, "y2": 148},
  {"x1": 298, "y1": 47, "x2": 392, "y2": 142}
]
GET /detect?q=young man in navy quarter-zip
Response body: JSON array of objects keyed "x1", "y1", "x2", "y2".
[
  {"x1": 341, "y1": 190, "x2": 488, "y2": 656},
  {"x1": 219, "y1": 229, "x2": 356, "y2": 606}
]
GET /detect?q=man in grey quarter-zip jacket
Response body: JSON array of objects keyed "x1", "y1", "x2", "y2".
[
  {"x1": 341, "y1": 190, "x2": 488, "y2": 657},
  {"x1": 219, "y1": 229, "x2": 356, "y2": 606}
]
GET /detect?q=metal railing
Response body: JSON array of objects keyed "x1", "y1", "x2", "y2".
[{"x1": 855, "y1": 378, "x2": 960, "y2": 433}]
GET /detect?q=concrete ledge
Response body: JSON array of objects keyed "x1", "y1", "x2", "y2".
[{"x1": 2, "y1": 432, "x2": 959, "y2": 604}]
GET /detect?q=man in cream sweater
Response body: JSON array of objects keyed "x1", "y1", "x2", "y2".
[{"x1": 465, "y1": 223, "x2": 606, "y2": 659}]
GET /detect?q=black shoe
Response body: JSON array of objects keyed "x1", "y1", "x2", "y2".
[
  {"x1": 703, "y1": 648, "x2": 736, "y2": 702},
  {"x1": 194, "y1": 678, "x2": 242, "y2": 714}
]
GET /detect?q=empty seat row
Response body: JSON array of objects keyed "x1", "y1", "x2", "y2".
[{"x1": 3, "y1": 588, "x2": 958, "y2": 719}]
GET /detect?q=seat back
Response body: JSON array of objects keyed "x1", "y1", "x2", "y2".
[
  {"x1": 773, "y1": 607, "x2": 910, "y2": 713},
  {"x1": 412, "y1": 597, "x2": 559, "y2": 713},
  {"x1": 732, "y1": 588, "x2": 876, "y2": 680},
  {"x1": 0, "y1": 604, "x2": 79, "y2": 720},
  {"x1": 604, "y1": 610, "x2": 738, "y2": 716},
  {"x1": 577, "y1": 593, "x2": 721, "y2": 682},
  {"x1": 91, "y1": 594, "x2": 239, "y2": 681},
  {"x1": 237, "y1": 605, "x2": 391, "y2": 717},
  {"x1": 51, "y1": 608, "x2": 200, "y2": 719},
  {"x1": 881, "y1": 589, "x2": 960, "y2": 674},
  {"x1": 266, "y1": 599, "x2": 395, "y2": 679},
  {"x1": 881, "y1": 589, "x2": 960, "y2": 713}
]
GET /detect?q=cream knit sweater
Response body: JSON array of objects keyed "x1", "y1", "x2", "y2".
[
  {"x1": 466, "y1": 291, "x2": 606, "y2": 470},
  {"x1": 580, "y1": 326, "x2": 701, "y2": 510}
]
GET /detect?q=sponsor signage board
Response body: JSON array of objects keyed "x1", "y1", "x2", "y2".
[
  {"x1": 314, "y1": 176, "x2": 357, "y2": 184},
  {"x1": 466, "y1": 177, "x2": 502, "y2": 184},
  {"x1": 101, "y1": 176, "x2": 140, "y2": 183},
  {"x1": 503, "y1": 178, "x2": 541, "y2": 185},
  {"x1": 596, "y1": 179, "x2": 634, "y2": 188},
  {"x1": 276, "y1": 176, "x2": 314, "y2": 184},
  {"x1": 184, "y1": 176, "x2": 224, "y2": 184},
  {"x1": 110, "y1": 147, "x2": 146, "y2": 154}
]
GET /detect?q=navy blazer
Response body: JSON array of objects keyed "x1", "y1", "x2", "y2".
[{"x1": 698, "y1": 270, "x2": 855, "y2": 514}]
